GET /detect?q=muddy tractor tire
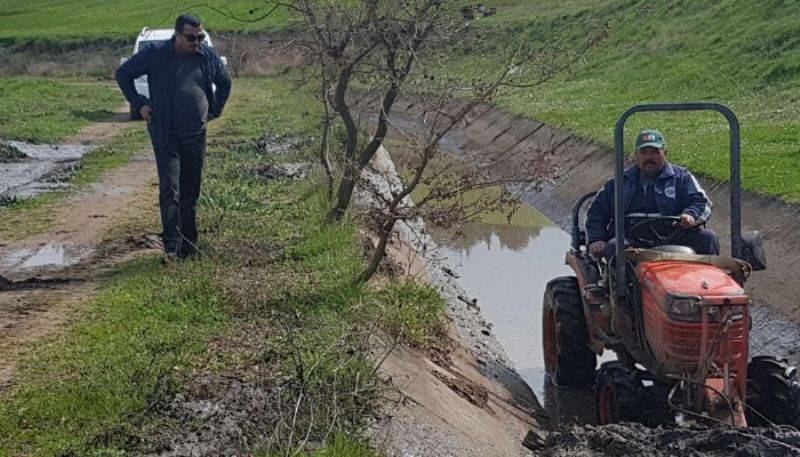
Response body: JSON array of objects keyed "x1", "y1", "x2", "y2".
[
  {"x1": 595, "y1": 361, "x2": 644, "y2": 425},
  {"x1": 130, "y1": 105, "x2": 142, "y2": 121},
  {"x1": 542, "y1": 276, "x2": 596, "y2": 387},
  {"x1": 746, "y1": 355, "x2": 800, "y2": 427}
]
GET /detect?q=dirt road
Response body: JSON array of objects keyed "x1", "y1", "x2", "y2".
[{"x1": 0, "y1": 112, "x2": 160, "y2": 390}]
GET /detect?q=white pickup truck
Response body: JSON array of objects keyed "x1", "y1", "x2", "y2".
[{"x1": 120, "y1": 27, "x2": 227, "y2": 120}]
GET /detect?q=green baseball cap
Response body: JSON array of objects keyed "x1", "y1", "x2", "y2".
[{"x1": 635, "y1": 129, "x2": 666, "y2": 150}]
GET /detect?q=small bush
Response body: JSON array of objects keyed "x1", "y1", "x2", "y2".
[{"x1": 378, "y1": 281, "x2": 446, "y2": 347}]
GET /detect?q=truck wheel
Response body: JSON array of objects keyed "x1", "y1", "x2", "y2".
[
  {"x1": 595, "y1": 361, "x2": 643, "y2": 425},
  {"x1": 130, "y1": 106, "x2": 142, "y2": 121},
  {"x1": 746, "y1": 355, "x2": 800, "y2": 426},
  {"x1": 542, "y1": 276, "x2": 596, "y2": 387}
]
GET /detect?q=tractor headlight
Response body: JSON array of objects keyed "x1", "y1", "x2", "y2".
[{"x1": 667, "y1": 295, "x2": 705, "y2": 322}]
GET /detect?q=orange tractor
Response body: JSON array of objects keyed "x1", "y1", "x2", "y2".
[{"x1": 543, "y1": 103, "x2": 800, "y2": 427}]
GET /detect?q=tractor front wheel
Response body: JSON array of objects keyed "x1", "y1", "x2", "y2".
[
  {"x1": 746, "y1": 355, "x2": 800, "y2": 427},
  {"x1": 542, "y1": 276, "x2": 596, "y2": 387},
  {"x1": 595, "y1": 361, "x2": 644, "y2": 425}
]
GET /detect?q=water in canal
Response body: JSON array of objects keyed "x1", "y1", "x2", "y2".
[{"x1": 428, "y1": 204, "x2": 615, "y2": 424}]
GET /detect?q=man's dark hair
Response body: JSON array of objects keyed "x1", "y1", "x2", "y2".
[{"x1": 175, "y1": 14, "x2": 202, "y2": 33}]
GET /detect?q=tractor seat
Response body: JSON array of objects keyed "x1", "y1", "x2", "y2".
[{"x1": 651, "y1": 245, "x2": 696, "y2": 255}]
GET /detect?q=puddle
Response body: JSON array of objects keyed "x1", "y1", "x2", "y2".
[
  {"x1": 6, "y1": 141, "x2": 92, "y2": 162},
  {"x1": 0, "y1": 140, "x2": 93, "y2": 201},
  {"x1": 1, "y1": 243, "x2": 85, "y2": 274}
]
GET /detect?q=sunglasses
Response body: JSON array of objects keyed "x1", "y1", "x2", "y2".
[{"x1": 181, "y1": 33, "x2": 206, "y2": 43}]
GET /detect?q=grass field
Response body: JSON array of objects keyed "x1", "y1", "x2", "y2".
[
  {"x1": 0, "y1": 0, "x2": 293, "y2": 42},
  {"x1": 0, "y1": 77, "x2": 121, "y2": 142},
  {"x1": 448, "y1": 0, "x2": 800, "y2": 200}
]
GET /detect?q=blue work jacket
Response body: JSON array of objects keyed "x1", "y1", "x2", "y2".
[
  {"x1": 115, "y1": 37, "x2": 232, "y2": 151},
  {"x1": 585, "y1": 163, "x2": 712, "y2": 243}
]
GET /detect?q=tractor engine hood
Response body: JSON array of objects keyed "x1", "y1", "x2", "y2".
[{"x1": 637, "y1": 261, "x2": 747, "y2": 303}]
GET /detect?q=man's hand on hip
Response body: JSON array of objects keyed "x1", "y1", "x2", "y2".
[
  {"x1": 139, "y1": 105, "x2": 153, "y2": 122},
  {"x1": 680, "y1": 213, "x2": 696, "y2": 229},
  {"x1": 589, "y1": 241, "x2": 606, "y2": 258}
]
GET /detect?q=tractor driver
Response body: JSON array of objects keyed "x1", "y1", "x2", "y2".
[{"x1": 586, "y1": 129, "x2": 720, "y2": 260}]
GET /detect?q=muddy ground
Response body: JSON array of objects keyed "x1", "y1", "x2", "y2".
[{"x1": 527, "y1": 422, "x2": 800, "y2": 456}]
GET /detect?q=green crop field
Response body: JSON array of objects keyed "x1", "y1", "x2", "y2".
[
  {"x1": 0, "y1": 0, "x2": 293, "y2": 42},
  {"x1": 0, "y1": 77, "x2": 121, "y2": 142},
  {"x1": 450, "y1": 0, "x2": 800, "y2": 199}
]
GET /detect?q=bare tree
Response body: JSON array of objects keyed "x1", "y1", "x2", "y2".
[
  {"x1": 351, "y1": 77, "x2": 556, "y2": 283},
  {"x1": 221, "y1": 0, "x2": 607, "y2": 281}
]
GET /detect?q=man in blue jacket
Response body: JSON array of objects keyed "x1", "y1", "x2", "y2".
[
  {"x1": 586, "y1": 129, "x2": 719, "y2": 259},
  {"x1": 116, "y1": 14, "x2": 232, "y2": 260}
]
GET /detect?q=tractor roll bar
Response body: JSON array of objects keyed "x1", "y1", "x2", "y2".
[{"x1": 613, "y1": 103, "x2": 741, "y2": 298}]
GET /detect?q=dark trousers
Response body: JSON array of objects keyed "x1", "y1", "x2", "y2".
[
  {"x1": 604, "y1": 228, "x2": 720, "y2": 259},
  {"x1": 153, "y1": 131, "x2": 206, "y2": 255}
]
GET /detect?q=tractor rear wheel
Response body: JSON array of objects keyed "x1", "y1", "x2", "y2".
[
  {"x1": 595, "y1": 361, "x2": 644, "y2": 425},
  {"x1": 542, "y1": 276, "x2": 596, "y2": 387},
  {"x1": 746, "y1": 355, "x2": 800, "y2": 426}
]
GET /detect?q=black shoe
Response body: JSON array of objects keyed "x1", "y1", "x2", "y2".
[{"x1": 161, "y1": 251, "x2": 179, "y2": 264}]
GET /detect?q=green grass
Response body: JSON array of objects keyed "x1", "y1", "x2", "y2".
[
  {"x1": 0, "y1": 76, "x2": 446, "y2": 455},
  {"x1": 0, "y1": 194, "x2": 59, "y2": 241},
  {"x1": 0, "y1": 141, "x2": 24, "y2": 160},
  {"x1": 0, "y1": 77, "x2": 121, "y2": 143},
  {"x1": 445, "y1": 0, "x2": 800, "y2": 200},
  {"x1": 0, "y1": 257, "x2": 228, "y2": 455},
  {"x1": 72, "y1": 127, "x2": 149, "y2": 186},
  {"x1": 0, "y1": 0, "x2": 294, "y2": 42}
]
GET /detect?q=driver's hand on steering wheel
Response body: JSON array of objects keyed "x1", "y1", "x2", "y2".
[
  {"x1": 679, "y1": 213, "x2": 696, "y2": 229},
  {"x1": 589, "y1": 241, "x2": 606, "y2": 258}
]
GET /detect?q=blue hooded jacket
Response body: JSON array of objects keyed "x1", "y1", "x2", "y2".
[
  {"x1": 115, "y1": 36, "x2": 232, "y2": 151},
  {"x1": 585, "y1": 163, "x2": 712, "y2": 243}
]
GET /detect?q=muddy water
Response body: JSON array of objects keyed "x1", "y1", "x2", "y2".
[
  {"x1": 429, "y1": 209, "x2": 615, "y2": 425},
  {"x1": 0, "y1": 141, "x2": 93, "y2": 201},
  {"x1": 0, "y1": 243, "x2": 86, "y2": 275}
]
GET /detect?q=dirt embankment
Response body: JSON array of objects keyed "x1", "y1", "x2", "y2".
[
  {"x1": 357, "y1": 147, "x2": 544, "y2": 456},
  {"x1": 0, "y1": 31, "x2": 305, "y2": 78}
]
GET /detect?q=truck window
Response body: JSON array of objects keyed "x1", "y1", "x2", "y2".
[{"x1": 136, "y1": 40, "x2": 167, "y2": 54}]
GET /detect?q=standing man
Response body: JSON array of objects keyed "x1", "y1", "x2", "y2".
[
  {"x1": 116, "y1": 14, "x2": 232, "y2": 260},
  {"x1": 586, "y1": 129, "x2": 719, "y2": 259}
]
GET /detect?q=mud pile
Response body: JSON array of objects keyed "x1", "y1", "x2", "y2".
[
  {"x1": 527, "y1": 423, "x2": 800, "y2": 456},
  {"x1": 138, "y1": 375, "x2": 274, "y2": 456}
]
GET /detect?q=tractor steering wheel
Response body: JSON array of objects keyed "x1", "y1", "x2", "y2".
[{"x1": 627, "y1": 215, "x2": 685, "y2": 248}]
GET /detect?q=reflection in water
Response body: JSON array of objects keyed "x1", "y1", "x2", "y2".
[
  {"x1": 432, "y1": 220, "x2": 614, "y2": 425},
  {"x1": 432, "y1": 222, "x2": 572, "y2": 398},
  {"x1": 434, "y1": 223, "x2": 542, "y2": 254}
]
